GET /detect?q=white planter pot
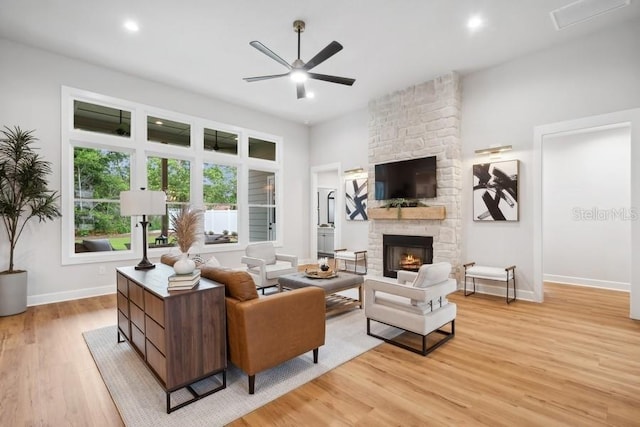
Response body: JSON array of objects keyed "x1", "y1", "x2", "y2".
[{"x1": 0, "y1": 270, "x2": 28, "y2": 316}]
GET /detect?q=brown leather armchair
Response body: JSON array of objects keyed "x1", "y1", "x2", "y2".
[
  {"x1": 160, "y1": 254, "x2": 326, "y2": 394},
  {"x1": 203, "y1": 267, "x2": 326, "y2": 394}
]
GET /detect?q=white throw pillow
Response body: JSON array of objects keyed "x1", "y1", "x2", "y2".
[
  {"x1": 204, "y1": 255, "x2": 221, "y2": 267},
  {"x1": 412, "y1": 262, "x2": 451, "y2": 288}
]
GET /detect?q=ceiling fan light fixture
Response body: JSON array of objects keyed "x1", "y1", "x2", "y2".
[
  {"x1": 244, "y1": 20, "x2": 355, "y2": 99},
  {"x1": 290, "y1": 70, "x2": 308, "y2": 83},
  {"x1": 123, "y1": 20, "x2": 139, "y2": 33}
]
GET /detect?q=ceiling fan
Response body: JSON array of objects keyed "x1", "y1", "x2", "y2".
[{"x1": 243, "y1": 20, "x2": 355, "y2": 99}]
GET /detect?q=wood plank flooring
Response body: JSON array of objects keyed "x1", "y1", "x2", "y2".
[{"x1": 1, "y1": 283, "x2": 639, "y2": 426}]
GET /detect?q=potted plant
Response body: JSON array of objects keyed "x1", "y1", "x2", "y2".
[{"x1": 0, "y1": 126, "x2": 61, "y2": 316}]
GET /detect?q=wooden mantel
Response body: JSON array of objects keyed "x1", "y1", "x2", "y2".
[{"x1": 368, "y1": 206, "x2": 446, "y2": 220}]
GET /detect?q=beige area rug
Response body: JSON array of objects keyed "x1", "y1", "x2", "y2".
[{"x1": 83, "y1": 308, "x2": 385, "y2": 426}]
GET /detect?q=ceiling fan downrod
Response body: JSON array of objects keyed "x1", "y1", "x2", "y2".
[{"x1": 293, "y1": 20, "x2": 305, "y2": 61}]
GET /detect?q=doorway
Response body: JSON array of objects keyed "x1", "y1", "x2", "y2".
[
  {"x1": 310, "y1": 163, "x2": 341, "y2": 261},
  {"x1": 542, "y1": 125, "x2": 630, "y2": 291},
  {"x1": 533, "y1": 108, "x2": 640, "y2": 319}
]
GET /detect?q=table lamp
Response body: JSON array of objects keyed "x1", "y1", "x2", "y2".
[{"x1": 120, "y1": 188, "x2": 166, "y2": 270}]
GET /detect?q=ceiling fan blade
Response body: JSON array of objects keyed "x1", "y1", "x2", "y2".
[
  {"x1": 296, "y1": 83, "x2": 306, "y2": 99},
  {"x1": 308, "y1": 72, "x2": 355, "y2": 86},
  {"x1": 249, "y1": 41, "x2": 292, "y2": 70},
  {"x1": 303, "y1": 41, "x2": 343, "y2": 71},
  {"x1": 243, "y1": 73, "x2": 290, "y2": 82}
]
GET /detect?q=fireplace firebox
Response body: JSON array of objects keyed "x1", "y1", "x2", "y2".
[{"x1": 383, "y1": 234, "x2": 433, "y2": 278}]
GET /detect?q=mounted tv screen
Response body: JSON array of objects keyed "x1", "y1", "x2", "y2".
[{"x1": 374, "y1": 156, "x2": 437, "y2": 200}]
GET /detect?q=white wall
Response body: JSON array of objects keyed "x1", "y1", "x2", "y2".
[
  {"x1": 310, "y1": 109, "x2": 369, "y2": 251},
  {"x1": 0, "y1": 38, "x2": 310, "y2": 304},
  {"x1": 461, "y1": 19, "x2": 640, "y2": 301},
  {"x1": 543, "y1": 125, "x2": 631, "y2": 289}
]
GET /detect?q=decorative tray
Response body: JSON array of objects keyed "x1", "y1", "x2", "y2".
[{"x1": 304, "y1": 269, "x2": 337, "y2": 279}]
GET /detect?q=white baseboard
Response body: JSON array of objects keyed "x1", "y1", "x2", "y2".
[
  {"x1": 543, "y1": 274, "x2": 629, "y2": 292},
  {"x1": 28, "y1": 285, "x2": 116, "y2": 307}
]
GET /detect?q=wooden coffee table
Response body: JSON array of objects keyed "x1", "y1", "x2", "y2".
[{"x1": 278, "y1": 271, "x2": 364, "y2": 316}]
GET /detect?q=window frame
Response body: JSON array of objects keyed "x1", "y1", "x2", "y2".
[{"x1": 61, "y1": 87, "x2": 283, "y2": 265}]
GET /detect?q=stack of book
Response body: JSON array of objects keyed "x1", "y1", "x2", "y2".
[{"x1": 167, "y1": 269, "x2": 201, "y2": 290}]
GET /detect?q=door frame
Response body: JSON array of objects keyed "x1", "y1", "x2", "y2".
[
  {"x1": 533, "y1": 108, "x2": 640, "y2": 318},
  {"x1": 310, "y1": 163, "x2": 342, "y2": 262}
]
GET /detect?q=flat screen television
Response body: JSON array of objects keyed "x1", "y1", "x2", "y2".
[{"x1": 374, "y1": 156, "x2": 437, "y2": 200}]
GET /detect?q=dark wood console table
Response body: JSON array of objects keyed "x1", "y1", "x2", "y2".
[{"x1": 116, "y1": 264, "x2": 226, "y2": 413}]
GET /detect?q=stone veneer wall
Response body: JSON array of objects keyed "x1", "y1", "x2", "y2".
[{"x1": 368, "y1": 72, "x2": 462, "y2": 278}]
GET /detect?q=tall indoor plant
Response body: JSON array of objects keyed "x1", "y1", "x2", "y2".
[{"x1": 0, "y1": 126, "x2": 61, "y2": 316}]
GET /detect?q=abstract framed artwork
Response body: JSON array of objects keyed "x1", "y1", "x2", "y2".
[
  {"x1": 473, "y1": 160, "x2": 519, "y2": 221},
  {"x1": 345, "y1": 178, "x2": 368, "y2": 221}
]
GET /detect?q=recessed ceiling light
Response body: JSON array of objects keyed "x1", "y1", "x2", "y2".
[
  {"x1": 155, "y1": 120, "x2": 163, "y2": 125},
  {"x1": 306, "y1": 92, "x2": 315, "y2": 99},
  {"x1": 467, "y1": 15, "x2": 484, "y2": 31},
  {"x1": 124, "y1": 20, "x2": 139, "y2": 33}
]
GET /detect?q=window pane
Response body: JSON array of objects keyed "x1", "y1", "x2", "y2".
[
  {"x1": 147, "y1": 156, "x2": 191, "y2": 247},
  {"x1": 248, "y1": 137, "x2": 276, "y2": 161},
  {"x1": 73, "y1": 147, "x2": 131, "y2": 252},
  {"x1": 204, "y1": 128, "x2": 238, "y2": 155},
  {"x1": 147, "y1": 116, "x2": 190, "y2": 147},
  {"x1": 248, "y1": 170, "x2": 276, "y2": 241},
  {"x1": 203, "y1": 163, "x2": 238, "y2": 244},
  {"x1": 74, "y1": 100, "x2": 131, "y2": 137}
]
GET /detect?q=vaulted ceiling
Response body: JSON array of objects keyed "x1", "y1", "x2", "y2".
[{"x1": 1, "y1": 0, "x2": 638, "y2": 125}]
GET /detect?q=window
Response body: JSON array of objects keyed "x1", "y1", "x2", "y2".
[
  {"x1": 249, "y1": 137, "x2": 276, "y2": 161},
  {"x1": 62, "y1": 87, "x2": 282, "y2": 264},
  {"x1": 147, "y1": 116, "x2": 190, "y2": 148},
  {"x1": 74, "y1": 100, "x2": 131, "y2": 138},
  {"x1": 147, "y1": 156, "x2": 191, "y2": 247},
  {"x1": 248, "y1": 169, "x2": 277, "y2": 242},
  {"x1": 204, "y1": 128, "x2": 238, "y2": 155},
  {"x1": 73, "y1": 147, "x2": 131, "y2": 252},
  {"x1": 203, "y1": 163, "x2": 238, "y2": 245}
]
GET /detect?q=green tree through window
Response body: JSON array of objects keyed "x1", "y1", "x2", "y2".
[{"x1": 73, "y1": 147, "x2": 130, "y2": 239}]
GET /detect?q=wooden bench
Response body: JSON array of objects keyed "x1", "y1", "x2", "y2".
[{"x1": 463, "y1": 262, "x2": 516, "y2": 304}]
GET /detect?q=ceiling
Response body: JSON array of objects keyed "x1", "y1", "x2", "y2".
[{"x1": 1, "y1": 0, "x2": 639, "y2": 126}]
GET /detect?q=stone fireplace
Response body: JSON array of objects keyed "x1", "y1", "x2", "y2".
[
  {"x1": 367, "y1": 72, "x2": 462, "y2": 278},
  {"x1": 383, "y1": 234, "x2": 433, "y2": 278}
]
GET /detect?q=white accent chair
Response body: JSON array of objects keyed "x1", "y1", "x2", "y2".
[
  {"x1": 364, "y1": 262, "x2": 457, "y2": 355},
  {"x1": 241, "y1": 242, "x2": 298, "y2": 293}
]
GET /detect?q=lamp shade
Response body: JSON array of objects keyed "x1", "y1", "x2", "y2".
[{"x1": 120, "y1": 190, "x2": 166, "y2": 216}]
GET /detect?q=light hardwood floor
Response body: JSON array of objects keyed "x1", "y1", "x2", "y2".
[{"x1": 1, "y1": 284, "x2": 639, "y2": 426}]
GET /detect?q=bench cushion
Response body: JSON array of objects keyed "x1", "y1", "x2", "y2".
[
  {"x1": 466, "y1": 266, "x2": 514, "y2": 281},
  {"x1": 335, "y1": 251, "x2": 366, "y2": 261}
]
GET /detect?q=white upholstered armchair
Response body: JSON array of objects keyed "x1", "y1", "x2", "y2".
[
  {"x1": 241, "y1": 242, "x2": 298, "y2": 293},
  {"x1": 364, "y1": 262, "x2": 457, "y2": 355}
]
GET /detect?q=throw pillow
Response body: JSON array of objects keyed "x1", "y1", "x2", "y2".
[
  {"x1": 82, "y1": 239, "x2": 113, "y2": 252},
  {"x1": 204, "y1": 255, "x2": 221, "y2": 267},
  {"x1": 201, "y1": 267, "x2": 259, "y2": 301},
  {"x1": 160, "y1": 253, "x2": 180, "y2": 267}
]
